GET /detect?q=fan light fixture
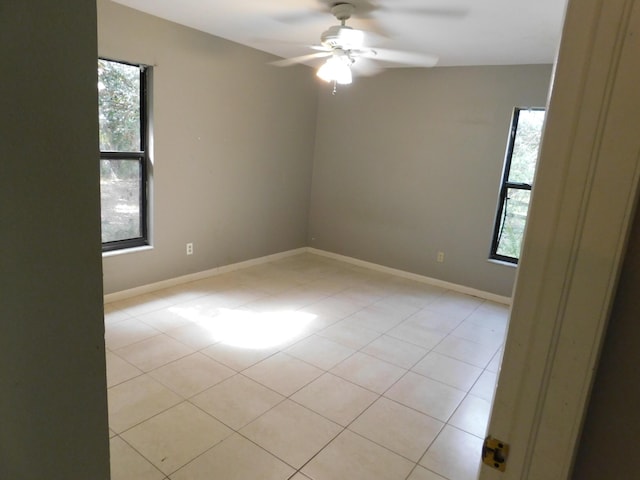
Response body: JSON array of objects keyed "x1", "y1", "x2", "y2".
[
  {"x1": 269, "y1": 2, "x2": 440, "y2": 94},
  {"x1": 316, "y1": 55, "x2": 352, "y2": 85}
]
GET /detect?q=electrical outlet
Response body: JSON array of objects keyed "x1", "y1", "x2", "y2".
[
  {"x1": 437, "y1": 251, "x2": 445, "y2": 263},
  {"x1": 186, "y1": 243, "x2": 194, "y2": 255}
]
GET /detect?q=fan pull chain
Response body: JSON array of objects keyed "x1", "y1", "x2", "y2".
[{"x1": 332, "y1": 80, "x2": 337, "y2": 95}]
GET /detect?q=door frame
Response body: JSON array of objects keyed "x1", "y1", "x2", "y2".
[{"x1": 481, "y1": 1, "x2": 640, "y2": 478}]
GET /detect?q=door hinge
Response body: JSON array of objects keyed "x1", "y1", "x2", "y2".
[{"x1": 482, "y1": 435, "x2": 509, "y2": 472}]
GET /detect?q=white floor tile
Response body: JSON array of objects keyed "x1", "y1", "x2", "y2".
[
  {"x1": 109, "y1": 436, "x2": 164, "y2": 480},
  {"x1": 371, "y1": 295, "x2": 423, "y2": 319},
  {"x1": 105, "y1": 318, "x2": 161, "y2": 350},
  {"x1": 104, "y1": 306, "x2": 132, "y2": 326},
  {"x1": 344, "y1": 303, "x2": 412, "y2": 333},
  {"x1": 384, "y1": 372, "x2": 466, "y2": 422},
  {"x1": 433, "y1": 335, "x2": 499, "y2": 368},
  {"x1": 186, "y1": 274, "x2": 242, "y2": 292},
  {"x1": 302, "y1": 430, "x2": 414, "y2": 480},
  {"x1": 240, "y1": 399, "x2": 342, "y2": 468},
  {"x1": 152, "y1": 283, "x2": 210, "y2": 304},
  {"x1": 103, "y1": 253, "x2": 507, "y2": 478},
  {"x1": 285, "y1": 335, "x2": 356, "y2": 370},
  {"x1": 108, "y1": 376, "x2": 182, "y2": 433},
  {"x1": 412, "y1": 352, "x2": 483, "y2": 391},
  {"x1": 200, "y1": 342, "x2": 278, "y2": 371},
  {"x1": 419, "y1": 426, "x2": 483, "y2": 480},
  {"x1": 386, "y1": 320, "x2": 447, "y2": 350},
  {"x1": 384, "y1": 282, "x2": 447, "y2": 308},
  {"x1": 303, "y1": 295, "x2": 365, "y2": 319},
  {"x1": 466, "y1": 301, "x2": 510, "y2": 330},
  {"x1": 210, "y1": 286, "x2": 268, "y2": 308},
  {"x1": 330, "y1": 352, "x2": 407, "y2": 394},
  {"x1": 407, "y1": 465, "x2": 448, "y2": 480},
  {"x1": 402, "y1": 308, "x2": 465, "y2": 335},
  {"x1": 168, "y1": 294, "x2": 225, "y2": 322},
  {"x1": 121, "y1": 402, "x2": 232, "y2": 475},
  {"x1": 451, "y1": 320, "x2": 505, "y2": 348},
  {"x1": 338, "y1": 284, "x2": 389, "y2": 306},
  {"x1": 136, "y1": 308, "x2": 192, "y2": 333},
  {"x1": 291, "y1": 373, "x2": 378, "y2": 426},
  {"x1": 149, "y1": 352, "x2": 234, "y2": 398},
  {"x1": 425, "y1": 292, "x2": 484, "y2": 321},
  {"x1": 316, "y1": 320, "x2": 381, "y2": 350},
  {"x1": 290, "y1": 473, "x2": 313, "y2": 480},
  {"x1": 470, "y1": 370, "x2": 498, "y2": 402},
  {"x1": 171, "y1": 433, "x2": 294, "y2": 480},
  {"x1": 164, "y1": 321, "x2": 220, "y2": 350},
  {"x1": 362, "y1": 335, "x2": 429, "y2": 369},
  {"x1": 486, "y1": 348, "x2": 504, "y2": 373},
  {"x1": 302, "y1": 276, "x2": 351, "y2": 295},
  {"x1": 190, "y1": 374, "x2": 284, "y2": 430},
  {"x1": 114, "y1": 334, "x2": 194, "y2": 372},
  {"x1": 448, "y1": 394, "x2": 492, "y2": 438},
  {"x1": 106, "y1": 351, "x2": 142, "y2": 388},
  {"x1": 243, "y1": 352, "x2": 323, "y2": 396},
  {"x1": 113, "y1": 293, "x2": 175, "y2": 317},
  {"x1": 349, "y1": 397, "x2": 444, "y2": 461},
  {"x1": 195, "y1": 307, "x2": 315, "y2": 350}
]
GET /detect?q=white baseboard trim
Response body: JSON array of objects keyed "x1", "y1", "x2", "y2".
[
  {"x1": 103, "y1": 248, "x2": 307, "y2": 304},
  {"x1": 104, "y1": 246, "x2": 511, "y2": 306},
  {"x1": 306, "y1": 248, "x2": 512, "y2": 305}
]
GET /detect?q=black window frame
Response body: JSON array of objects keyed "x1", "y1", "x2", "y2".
[
  {"x1": 490, "y1": 107, "x2": 544, "y2": 264},
  {"x1": 99, "y1": 58, "x2": 150, "y2": 253}
]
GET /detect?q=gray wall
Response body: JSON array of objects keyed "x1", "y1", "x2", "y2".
[
  {"x1": 309, "y1": 65, "x2": 552, "y2": 297},
  {"x1": 571, "y1": 194, "x2": 640, "y2": 478},
  {"x1": 98, "y1": 2, "x2": 552, "y2": 299},
  {"x1": 0, "y1": 1, "x2": 110, "y2": 479},
  {"x1": 98, "y1": 0, "x2": 319, "y2": 294}
]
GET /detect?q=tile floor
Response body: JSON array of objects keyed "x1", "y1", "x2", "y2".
[{"x1": 105, "y1": 253, "x2": 508, "y2": 480}]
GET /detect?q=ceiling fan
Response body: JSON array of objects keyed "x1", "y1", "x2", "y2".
[{"x1": 270, "y1": 2, "x2": 444, "y2": 92}]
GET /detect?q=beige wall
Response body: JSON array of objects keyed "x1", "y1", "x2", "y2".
[
  {"x1": 0, "y1": 1, "x2": 110, "y2": 478},
  {"x1": 309, "y1": 65, "x2": 552, "y2": 297},
  {"x1": 98, "y1": 2, "x2": 552, "y2": 299},
  {"x1": 98, "y1": 0, "x2": 319, "y2": 294}
]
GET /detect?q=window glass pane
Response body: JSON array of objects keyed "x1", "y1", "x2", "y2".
[
  {"x1": 496, "y1": 188, "x2": 532, "y2": 259},
  {"x1": 100, "y1": 159, "x2": 141, "y2": 243},
  {"x1": 507, "y1": 109, "x2": 545, "y2": 184},
  {"x1": 98, "y1": 60, "x2": 141, "y2": 152}
]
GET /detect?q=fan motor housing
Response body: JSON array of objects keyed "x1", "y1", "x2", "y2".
[
  {"x1": 331, "y1": 3, "x2": 355, "y2": 21},
  {"x1": 321, "y1": 25, "x2": 363, "y2": 50}
]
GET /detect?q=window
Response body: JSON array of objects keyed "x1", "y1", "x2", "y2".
[
  {"x1": 98, "y1": 58, "x2": 149, "y2": 251},
  {"x1": 490, "y1": 107, "x2": 545, "y2": 263}
]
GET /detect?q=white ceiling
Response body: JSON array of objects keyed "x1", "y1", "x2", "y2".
[{"x1": 112, "y1": 0, "x2": 567, "y2": 68}]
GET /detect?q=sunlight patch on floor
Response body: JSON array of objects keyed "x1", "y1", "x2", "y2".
[{"x1": 170, "y1": 306, "x2": 316, "y2": 349}]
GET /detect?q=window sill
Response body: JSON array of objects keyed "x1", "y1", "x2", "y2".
[
  {"x1": 488, "y1": 258, "x2": 518, "y2": 268},
  {"x1": 102, "y1": 245, "x2": 153, "y2": 258}
]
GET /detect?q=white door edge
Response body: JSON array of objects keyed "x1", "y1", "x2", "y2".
[{"x1": 481, "y1": 1, "x2": 640, "y2": 479}]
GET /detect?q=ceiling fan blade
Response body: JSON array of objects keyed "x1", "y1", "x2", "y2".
[
  {"x1": 350, "y1": 57, "x2": 384, "y2": 77},
  {"x1": 273, "y1": 9, "x2": 324, "y2": 24},
  {"x1": 253, "y1": 39, "x2": 331, "y2": 54},
  {"x1": 386, "y1": 6, "x2": 468, "y2": 19},
  {"x1": 269, "y1": 52, "x2": 331, "y2": 67},
  {"x1": 310, "y1": 44, "x2": 332, "y2": 52},
  {"x1": 349, "y1": 17, "x2": 389, "y2": 38},
  {"x1": 368, "y1": 48, "x2": 439, "y2": 67},
  {"x1": 274, "y1": 3, "x2": 467, "y2": 25}
]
